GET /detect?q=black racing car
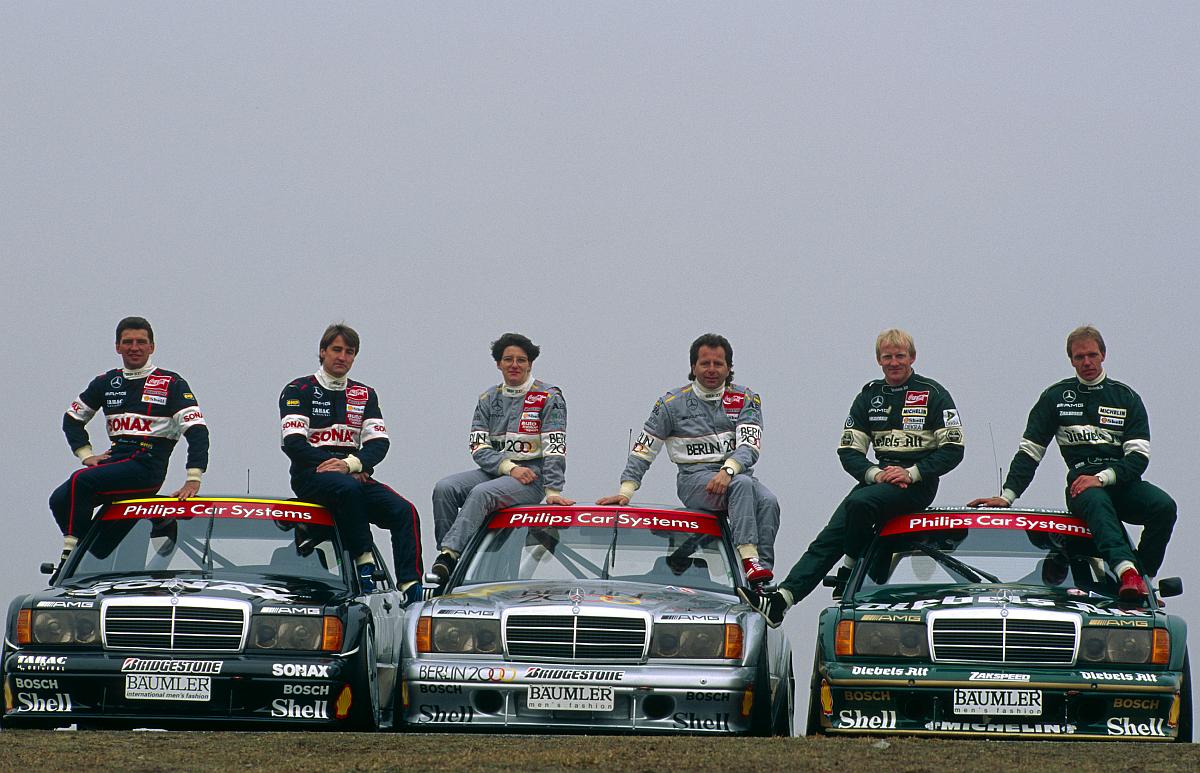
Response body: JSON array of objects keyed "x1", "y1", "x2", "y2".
[
  {"x1": 2, "y1": 497, "x2": 406, "y2": 729},
  {"x1": 807, "y1": 507, "x2": 1190, "y2": 741}
]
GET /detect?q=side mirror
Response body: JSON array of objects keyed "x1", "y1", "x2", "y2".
[
  {"x1": 40, "y1": 562, "x2": 56, "y2": 575},
  {"x1": 823, "y1": 566, "x2": 852, "y2": 598},
  {"x1": 1157, "y1": 577, "x2": 1184, "y2": 598}
]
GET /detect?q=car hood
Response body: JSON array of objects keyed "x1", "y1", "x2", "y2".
[
  {"x1": 433, "y1": 579, "x2": 739, "y2": 622},
  {"x1": 849, "y1": 583, "x2": 1159, "y2": 622},
  {"x1": 41, "y1": 574, "x2": 349, "y2": 608}
]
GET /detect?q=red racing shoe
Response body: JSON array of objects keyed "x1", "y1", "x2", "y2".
[
  {"x1": 741, "y1": 557, "x2": 773, "y2": 585},
  {"x1": 1118, "y1": 567, "x2": 1148, "y2": 601}
]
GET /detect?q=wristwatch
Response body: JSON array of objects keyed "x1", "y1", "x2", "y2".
[{"x1": 721, "y1": 465, "x2": 737, "y2": 477}]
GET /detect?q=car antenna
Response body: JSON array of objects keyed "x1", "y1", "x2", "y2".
[
  {"x1": 988, "y1": 423, "x2": 1003, "y2": 495},
  {"x1": 628, "y1": 428, "x2": 633, "y2": 452},
  {"x1": 246, "y1": 468, "x2": 251, "y2": 495}
]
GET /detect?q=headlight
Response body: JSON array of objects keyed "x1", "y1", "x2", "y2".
[
  {"x1": 853, "y1": 622, "x2": 928, "y2": 658},
  {"x1": 650, "y1": 624, "x2": 729, "y2": 659},
  {"x1": 1079, "y1": 628, "x2": 1164, "y2": 664},
  {"x1": 248, "y1": 615, "x2": 341, "y2": 651},
  {"x1": 427, "y1": 618, "x2": 500, "y2": 654},
  {"x1": 25, "y1": 610, "x2": 100, "y2": 645}
]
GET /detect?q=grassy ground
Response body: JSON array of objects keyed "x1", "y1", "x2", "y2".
[{"x1": 0, "y1": 731, "x2": 1195, "y2": 772}]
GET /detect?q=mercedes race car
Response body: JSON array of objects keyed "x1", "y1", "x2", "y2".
[
  {"x1": 2, "y1": 497, "x2": 406, "y2": 729},
  {"x1": 808, "y1": 507, "x2": 1190, "y2": 741},
  {"x1": 401, "y1": 504, "x2": 794, "y2": 734}
]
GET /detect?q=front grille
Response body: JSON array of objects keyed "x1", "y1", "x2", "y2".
[
  {"x1": 929, "y1": 608, "x2": 1079, "y2": 664},
  {"x1": 103, "y1": 597, "x2": 249, "y2": 652},
  {"x1": 505, "y1": 607, "x2": 649, "y2": 662}
]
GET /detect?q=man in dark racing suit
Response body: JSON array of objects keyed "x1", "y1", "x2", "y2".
[
  {"x1": 429, "y1": 333, "x2": 573, "y2": 584},
  {"x1": 50, "y1": 316, "x2": 209, "y2": 564},
  {"x1": 742, "y1": 329, "x2": 964, "y2": 626},
  {"x1": 279, "y1": 324, "x2": 422, "y2": 600},
  {"x1": 969, "y1": 326, "x2": 1176, "y2": 600},
  {"x1": 597, "y1": 334, "x2": 779, "y2": 585}
]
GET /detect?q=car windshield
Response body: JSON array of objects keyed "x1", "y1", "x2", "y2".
[
  {"x1": 64, "y1": 501, "x2": 346, "y2": 587},
  {"x1": 460, "y1": 509, "x2": 738, "y2": 594},
  {"x1": 856, "y1": 511, "x2": 1119, "y2": 599}
]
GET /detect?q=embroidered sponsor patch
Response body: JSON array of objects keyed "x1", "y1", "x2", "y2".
[
  {"x1": 141, "y1": 374, "x2": 172, "y2": 405},
  {"x1": 721, "y1": 391, "x2": 745, "y2": 418},
  {"x1": 523, "y1": 391, "x2": 549, "y2": 410},
  {"x1": 1098, "y1": 406, "x2": 1127, "y2": 417},
  {"x1": 903, "y1": 420, "x2": 925, "y2": 431},
  {"x1": 286, "y1": 399, "x2": 300, "y2": 406},
  {"x1": 902, "y1": 407, "x2": 927, "y2": 416},
  {"x1": 1099, "y1": 416, "x2": 1125, "y2": 427},
  {"x1": 904, "y1": 390, "x2": 929, "y2": 407},
  {"x1": 943, "y1": 409, "x2": 961, "y2": 427}
]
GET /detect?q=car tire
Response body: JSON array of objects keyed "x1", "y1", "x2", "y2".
[
  {"x1": 805, "y1": 647, "x2": 824, "y2": 737},
  {"x1": 748, "y1": 646, "x2": 773, "y2": 736},
  {"x1": 1177, "y1": 651, "x2": 1192, "y2": 743},
  {"x1": 349, "y1": 628, "x2": 380, "y2": 731},
  {"x1": 771, "y1": 660, "x2": 795, "y2": 737}
]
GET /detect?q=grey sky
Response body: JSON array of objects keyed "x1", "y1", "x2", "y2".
[{"x1": 3, "y1": 2, "x2": 1197, "y2": 723}]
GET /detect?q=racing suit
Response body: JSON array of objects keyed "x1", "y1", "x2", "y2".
[
  {"x1": 50, "y1": 363, "x2": 209, "y2": 537},
  {"x1": 279, "y1": 370, "x2": 423, "y2": 584},
  {"x1": 615, "y1": 381, "x2": 779, "y2": 568},
  {"x1": 433, "y1": 378, "x2": 566, "y2": 555},
  {"x1": 779, "y1": 373, "x2": 964, "y2": 601},
  {"x1": 998, "y1": 374, "x2": 1176, "y2": 576}
]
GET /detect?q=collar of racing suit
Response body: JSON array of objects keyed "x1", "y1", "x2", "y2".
[
  {"x1": 690, "y1": 380, "x2": 723, "y2": 401},
  {"x1": 501, "y1": 375, "x2": 534, "y2": 398},
  {"x1": 1078, "y1": 370, "x2": 1106, "y2": 387},
  {"x1": 122, "y1": 361, "x2": 156, "y2": 380},
  {"x1": 315, "y1": 368, "x2": 348, "y2": 391}
]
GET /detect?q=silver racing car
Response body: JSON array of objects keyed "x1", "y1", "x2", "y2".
[{"x1": 398, "y1": 504, "x2": 794, "y2": 734}]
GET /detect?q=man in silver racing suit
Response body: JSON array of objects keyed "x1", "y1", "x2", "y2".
[
  {"x1": 598, "y1": 333, "x2": 779, "y2": 585},
  {"x1": 429, "y1": 333, "x2": 573, "y2": 583}
]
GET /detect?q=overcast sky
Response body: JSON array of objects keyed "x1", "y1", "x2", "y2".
[{"x1": 2, "y1": 2, "x2": 1197, "y2": 723}]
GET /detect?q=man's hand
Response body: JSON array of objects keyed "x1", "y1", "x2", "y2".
[
  {"x1": 1070, "y1": 474, "x2": 1102, "y2": 497},
  {"x1": 705, "y1": 469, "x2": 732, "y2": 495},
  {"x1": 315, "y1": 458, "x2": 351, "y2": 474},
  {"x1": 967, "y1": 496, "x2": 1011, "y2": 508},
  {"x1": 81, "y1": 452, "x2": 110, "y2": 467},
  {"x1": 596, "y1": 494, "x2": 630, "y2": 506},
  {"x1": 170, "y1": 480, "x2": 201, "y2": 500},
  {"x1": 510, "y1": 466, "x2": 537, "y2": 485},
  {"x1": 876, "y1": 466, "x2": 911, "y2": 488},
  {"x1": 545, "y1": 494, "x2": 576, "y2": 506},
  {"x1": 352, "y1": 472, "x2": 372, "y2": 483}
]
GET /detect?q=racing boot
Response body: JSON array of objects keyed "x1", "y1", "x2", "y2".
[
  {"x1": 741, "y1": 556, "x2": 773, "y2": 586},
  {"x1": 401, "y1": 581, "x2": 423, "y2": 607},
  {"x1": 430, "y1": 551, "x2": 458, "y2": 585},
  {"x1": 738, "y1": 587, "x2": 790, "y2": 629},
  {"x1": 1118, "y1": 567, "x2": 1148, "y2": 601},
  {"x1": 56, "y1": 536, "x2": 78, "y2": 570},
  {"x1": 356, "y1": 561, "x2": 378, "y2": 594}
]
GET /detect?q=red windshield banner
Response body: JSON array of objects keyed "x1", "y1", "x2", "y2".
[
  {"x1": 880, "y1": 511, "x2": 1092, "y2": 537},
  {"x1": 101, "y1": 499, "x2": 334, "y2": 527},
  {"x1": 490, "y1": 508, "x2": 721, "y2": 536}
]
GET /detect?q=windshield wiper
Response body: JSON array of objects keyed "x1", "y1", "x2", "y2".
[
  {"x1": 602, "y1": 518, "x2": 620, "y2": 580},
  {"x1": 912, "y1": 541, "x2": 1001, "y2": 584},
  {"x1": 200, "y1": 508, "x2": 216, "y2": 578}
]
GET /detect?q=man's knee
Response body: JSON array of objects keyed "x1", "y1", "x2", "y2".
[{"x1": 433, "y1": 477, "x2": 461, "y2": 504}]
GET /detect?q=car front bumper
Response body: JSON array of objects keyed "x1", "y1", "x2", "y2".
[
  {"x1": 400, "y1": 657, "x2": 758, "y2": 733},
  {"x1": 3, "y1": 648, "x2": 361, "y2": 728},
  {"x1": 816, "y1": 660, "x2": 1184, "y2": 740}
]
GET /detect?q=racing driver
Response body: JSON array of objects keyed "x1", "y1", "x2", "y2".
[
  {"x1": 50, "y1": 316, "x2": 209, "y2": 565},
  {"x1": 969, "y1": 325, "x2": 1176, "y2": 600},
  {"x1": 597, "y1": 333, "x2": 779, "y2": 585},
  {"x1": 743, "y1": 328, "x2": 964, "y2": 626},
  {"x1": 430, "y1": 333, "x2": 572, "y2": 584},
  {"x1": 279, "y1": 324, "x2": 422, "y2": 600}
]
